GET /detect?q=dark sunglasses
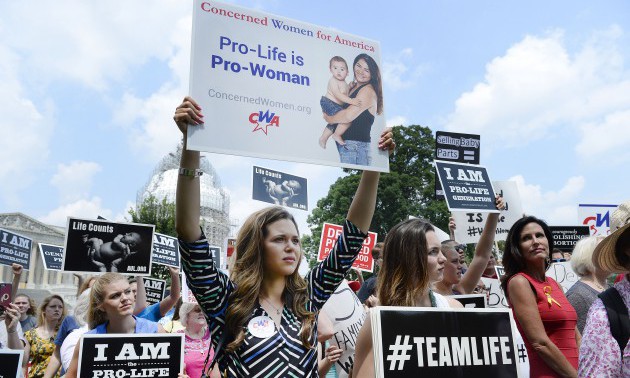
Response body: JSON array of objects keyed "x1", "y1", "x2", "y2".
[
  {"x1": 552, "y1": 258, "x2": 566, "y2": 263},
  {"x1": 455, "y1": 244, "x2": 466, "y2": 251}
]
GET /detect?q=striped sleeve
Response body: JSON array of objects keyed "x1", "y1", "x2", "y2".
[
  {"x1": 306, "y1": 219, "x2": 367, "y2": 310},
  {"x1": 178, "y1": 232, "x2": 232, "y2": 340}
]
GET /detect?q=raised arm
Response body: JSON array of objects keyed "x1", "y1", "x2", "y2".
[
  {"x1": 10, "y1": 263, "x2": 22, "y2": 300},
  {"x1": 456, "y1": 196, "x2": 504, "y2": 294},
  {"x1": 159, "y1": 267, "x2": 181, "y2": 316},
  {"x1": 133, "y1": 276, "x2": 148, "y2": 315},
  {"x1": 174, "y1": 96, "x2": 203, "y2": 243}
]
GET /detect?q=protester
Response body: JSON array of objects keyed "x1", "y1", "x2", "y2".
[
  {"x1": 64, "y1": 273, "x2": 180, "y2": 378},
  {"x1": 551, "y1": 248, "x2": 566, "y2": 263},
  {"x1": 565, "y1": 235, "x2": 609, "y2": 334},
  {"x1": 578, "y1": 222, "x2": 630, "y2": 377},
  {"x1": 352, "y1": 218, "x2": 463, "y2": 377},
  {"x1": 448, "y1": 217, "x2": 468, "y2": 273},
  {"x1": 174, "y1": 96, "x2": 393, "y2": 377},
  {"x1": 24, "y1": 295, "x2": 66, "y2": 378},
  {"x1": 74, "y1": 274, "x2": 96, "y2": 297},
  {"x1": 1, "y1": 303, "x2": 26, "y2": 350},
  {"x1": 356, "y1": 242, "x2": 383, "y2": 304},
  {"x1": 14, "y1": 294, "x2": 37, "y2": 332},
  {"x1": 482, "y1": 252, "x2": 499, "y2": 279},
  {"x1": 434, "y1": 197, "x2": 504, "y2": 296},
  {"x1": 501, "y1": 216, "x2": 579, "y2": 377},
  {"x1": 179, "y1": 302, "x2": 220, "y2": 378},
  {"x1": 132, "y1": 267, "x2": 181, "y2": 321},
  {"x1": 42, "y1": 289, "x2": 91, "y2": 378}
]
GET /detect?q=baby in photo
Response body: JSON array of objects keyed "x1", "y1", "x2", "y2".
[{"x1": 319, "y1": 56, "x2": 361, "y2": 148}]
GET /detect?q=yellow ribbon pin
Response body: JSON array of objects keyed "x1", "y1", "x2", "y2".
[{"x1": 543, "y1": 286, "x2": 561, "y2": 308}]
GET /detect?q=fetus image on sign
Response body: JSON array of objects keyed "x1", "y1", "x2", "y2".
[
  {"x1": 83, "y1": 233, "x2": 142, "y2": 272},
  {"x1": 262, "y1": 178, "x2": 301, "y2": 206}
]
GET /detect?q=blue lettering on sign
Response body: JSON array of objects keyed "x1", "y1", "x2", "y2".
[{"x1": 596, "y1": 212, "x2": 610, "y2": 227}]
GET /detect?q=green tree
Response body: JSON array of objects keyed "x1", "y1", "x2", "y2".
[
  {"x1": 128, "y1": 195, "x2": 176, "y2": 282},
  {"x1": 302, "y1": 125, "x2": 450, "y2": 268}
]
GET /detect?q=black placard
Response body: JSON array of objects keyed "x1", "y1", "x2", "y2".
[
  {"x1": 434, "y1": 161, "x2": 497, "y2": 212},
  {"x1": 435, "y1": 131, "x2": 480, "y2": 199},
  {"x1": 0, "y1": 350, "x2": 23, "y2": 378},
  {"x1": 151, "y1": 233, "x2": 180, "y2": 268},
  {"x1": 549, "y1": 226, "x2": 590, "y2": 252},
  {"x1": 252, "y1": 166, "x2": 308, "y2": 211},
  {"x1": 373, "y1": 307, "x2": 518, "y2": 377},
  {"x1": 143, "y1": 277, "x2": 166, "y2": 306},
  {"x1": 0, "y1": 228, "x2": 32, "y2": 270},
  {"x1": 451, "y1": 294, "x2": 487, "y2": 308},
  {"x1": 79, "y1": 334, "x2": 183, "y2": 378},
  {"x1": 63, "y1": 217, "x2": 154, "y2": 275},
  {"x1": 210, "y1": 246, "x2": 221, "y2": 269},
  {"x1": 39, "y1": 243, "x2": 63, "y2": 270}
]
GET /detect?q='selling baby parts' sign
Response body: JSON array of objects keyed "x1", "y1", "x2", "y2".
[{"x1": 187, "y1": 0, "x2": 389, "y2": 172}]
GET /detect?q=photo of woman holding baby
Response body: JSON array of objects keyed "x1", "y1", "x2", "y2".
[{"x1": 320, "y1": 53, "x2": 383, "y2": 166}]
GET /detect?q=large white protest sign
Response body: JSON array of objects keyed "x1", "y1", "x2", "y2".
[
  {"x1": 546, "y1": 261, "x2": 579, "y2": 293},
  {"x1": 187, "y1": 0, "x2": 389, "y2": 172},
  {"x1": 452, "y1": 181, "x2": 523, "y2": 244},
  {"x1": 321, "y1": 281, "x2": 366, "y2": 378},
  {"x1": 578, "y1": 204, "x2": 617, "y2": 236}
]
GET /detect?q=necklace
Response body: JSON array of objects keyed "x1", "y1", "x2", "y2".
[
  {"x1": 261, "y1": 297, "x2": 283, "y2": 315},
  {"x1": 428, "y1": 290, "x2": 437, "y2": 308},
  {"x1": 585, "y1": 278, "x2": 605, "y2": 291}
]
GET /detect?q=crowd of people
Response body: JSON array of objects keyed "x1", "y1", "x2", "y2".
[{"x1": 1, "y1": 97, "x2": 628, "y2": 378}]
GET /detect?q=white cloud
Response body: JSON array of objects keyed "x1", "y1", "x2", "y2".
[
  {"x1": 39, "y1": 197, "x2": 112, "y2": 227},
  {"x1": 50, "y1": 161, "x2": 102, "y2": 203},
  {"x1": 509, "y1": 174, "x2": 585, "y2": 225},
  {"x1": 445, "y1": 26, "x2": 630, "y2": 159},
  {"x1": 382, "y1": 48, "x2": 427, "y2": 91},
  {"x1": 1, "y1": 1, "x2": 189, "y2": 90},
  {"x1": 387, "y1": 116, "x2": 408, "y2": 127},
  {"x1": 0, "y1": 45, "x2": 54, "y2": 207}
]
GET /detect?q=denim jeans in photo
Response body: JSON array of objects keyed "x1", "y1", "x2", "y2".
[{"x1": 336, "y1": 140, "x2": 371, "y2": 166}]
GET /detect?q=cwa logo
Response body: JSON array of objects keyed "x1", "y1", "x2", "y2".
[{"x1": 249, "y1": 110, "x2": 280, "y2": 135}]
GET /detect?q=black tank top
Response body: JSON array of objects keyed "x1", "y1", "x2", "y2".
[{"x1": 342, "y1": 84, "x2": 375, "y2": 143}]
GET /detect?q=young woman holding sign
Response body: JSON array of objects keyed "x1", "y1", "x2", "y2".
[
  {"x1": 352, "y1": 218, "x2": 463, "y2": 377},
  {"x1": 173, "y1": 96, "x2": 394, "y2": 377},
  {"x1": 64, "y1": 273, "x2": 189, "y2": 378},
  {"x1": 501, "y1": 216, "x2": 579, "y2": 378}
]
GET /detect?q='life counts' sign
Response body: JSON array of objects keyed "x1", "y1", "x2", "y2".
[
  {"x1": 434, "y1": 161, "x2": 498, "y2": 213},
  {"x1": 252, "y1": 166, "x2": 308, "y2": 210}
]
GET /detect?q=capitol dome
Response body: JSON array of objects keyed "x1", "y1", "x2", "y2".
[{"x1": 137, "y1": 143, "x2": 231, "y2": 247}]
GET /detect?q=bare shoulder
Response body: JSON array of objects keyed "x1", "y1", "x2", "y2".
[{"x1": 447, "y1": 297, "x2": 463, "y2": 308}]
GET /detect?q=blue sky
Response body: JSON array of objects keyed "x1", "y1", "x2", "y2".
[{"x1": 1, "y1": 0, "x2": 629, "y2": 237}]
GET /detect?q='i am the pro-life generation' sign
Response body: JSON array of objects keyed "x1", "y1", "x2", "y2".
[
  {"x1": 434, "y1": 131, "x2": 480, "y2": 199},
  {"x1": 434, "y1": 161, "x2": 498, "y2": 213},
  {"x1": 187, "y1": 0, "x2": 389, "y2": 172},
  {"x1": 38, "y1": 243, "x2": 63, "y2": 270},
  {"x1": 0, "y1": 228, "x2": 32, "y2": 270},
  {"x1": 151, "y1": 233, "x2": 180, "y2": 268}
]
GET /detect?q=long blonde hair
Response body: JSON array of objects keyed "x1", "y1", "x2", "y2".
[
  {"x1": 37, "y1": 295, "x2": 66, "y2": 329},
  {"x1": 87, "y1": 273, "x2": 127, "y2": 329},
  {"x1": 226, "y1": 207, "x2": 314, "y2": 352},
  {"x1": 377, "y1": 218, "x2": 434, "y2": 306}
]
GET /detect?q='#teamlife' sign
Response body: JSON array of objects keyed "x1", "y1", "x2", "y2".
[
  {"x1": 187, "y1": 0, "x2": 389, "y2": 172},
  {"x1": 78, "y1": 334, "x2": 184, "y2": 378},
  {"x1": 371, "y1": 307, "x2": 520, "y2": 378}
]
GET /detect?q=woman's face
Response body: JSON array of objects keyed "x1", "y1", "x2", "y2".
[
  {"x1": 263, "y1": 219, "x2": 300, "y2": 279},
  {"x1": 98, "y1": 279, "x2": 134, "y2": 318},
  {"x1": 187, "y1": 305, "x2": 206, "y2": 327},
  {"x1": 518, "y1": 222, "x2": 549, "y2": 266},
  {"x1": 353, "y1": 58, "x2": 372, "y2": 84},
  {"x1": 425, "y1": 231, "x2": 446, "y2": 283},
  {"x1": 44, "y1": 298, "x2": 64, "y2": 322}
]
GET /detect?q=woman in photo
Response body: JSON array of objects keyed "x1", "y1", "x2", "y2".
[
  {"x1": 173, "y1": 96, "x2": 394, "y2": 377},
  {"x1": 323, "y1": 53, "x2": 384, "y2": 166}
]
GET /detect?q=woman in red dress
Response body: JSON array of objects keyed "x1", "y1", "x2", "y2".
[{"x1": 501, "y1": 216, "x2": 579, "y2": 378}]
